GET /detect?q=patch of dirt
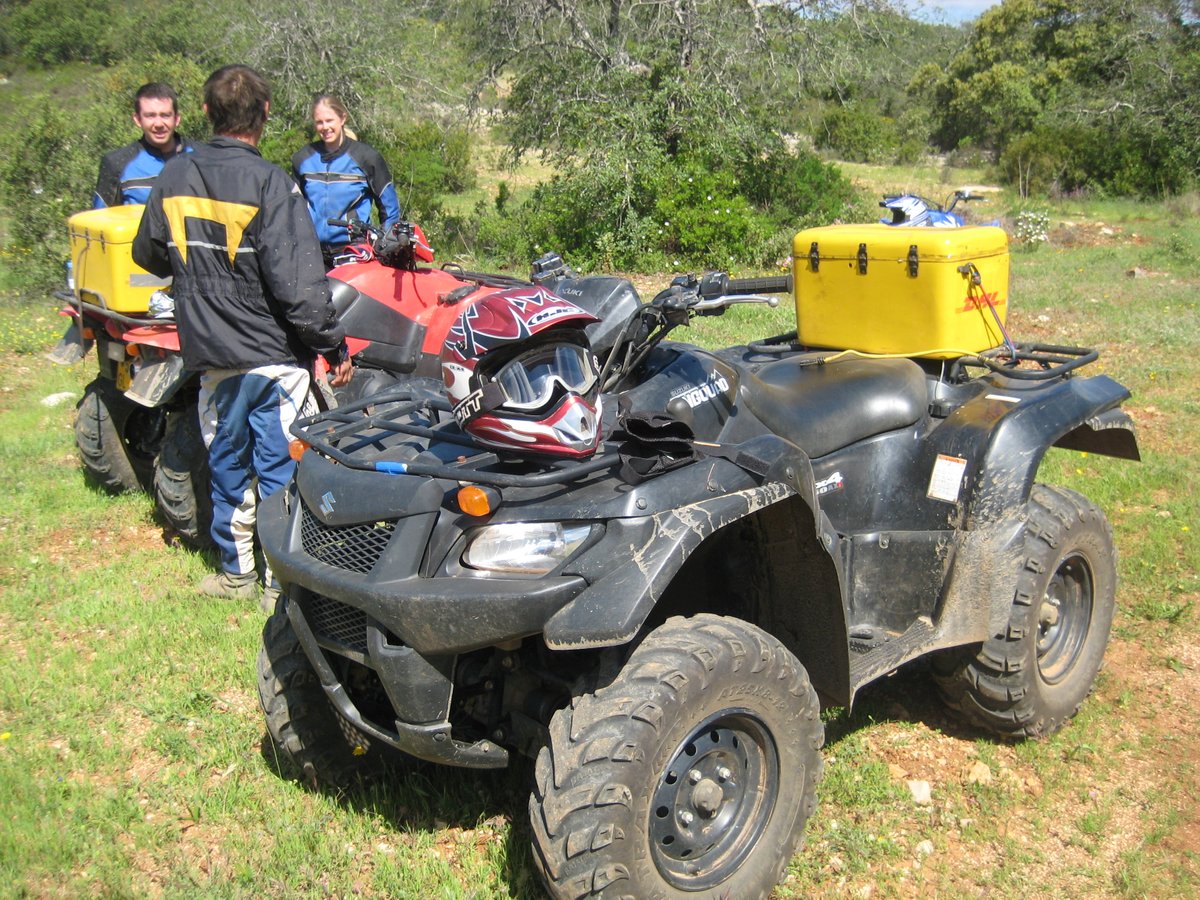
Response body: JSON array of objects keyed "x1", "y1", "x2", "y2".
[
  {"x1": 1049, "y1": 221, "x2": 1145, "y2": 248},
  {"x1": 820, "y1": 617, "x2": 1200, "y2": 896},
  {"x1": 38, "y1": 507, "x2": 171, "y2": 574}
]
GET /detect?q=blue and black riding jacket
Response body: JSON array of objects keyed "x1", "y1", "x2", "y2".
[
  {"x1": 291, "y1": 138, "x2": 402, "y2": 248},
  {"x1": 93, "y1": 136, "x2": 192, "y2": 208}
]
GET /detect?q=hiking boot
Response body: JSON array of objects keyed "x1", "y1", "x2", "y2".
[
  {"x1": 261, "y1": 584, "x2": 283, "y2": 614},
  {"x1": 198, "y1": 571, "x2": 258, "y2": 600}
]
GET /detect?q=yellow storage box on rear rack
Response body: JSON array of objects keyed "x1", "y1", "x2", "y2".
[
  {"x1": 68, "y1": 205, "x2": 171, "y2": 314},
  {"x1": 792, "y1": 224, "x2": 1009, "y2": 359}
]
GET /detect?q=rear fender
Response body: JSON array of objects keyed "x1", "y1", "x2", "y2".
[
  {"x1": 46, "y1": 319, "x2": 92, "y2": 365},
  {"x1": 939, "y1": 374, "x2": 1138, "y2": 526},
  {"x1": 125, "y1": 351, "x2": 190, "y2": 408}
]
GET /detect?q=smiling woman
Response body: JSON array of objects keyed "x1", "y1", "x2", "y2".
[{"x1": 291, "y1": 93, "x2": 402, "y2": 268}]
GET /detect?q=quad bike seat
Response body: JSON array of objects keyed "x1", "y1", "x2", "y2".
[{"x1": 741, "y1": 356, "x2": 927, "y2": 458}]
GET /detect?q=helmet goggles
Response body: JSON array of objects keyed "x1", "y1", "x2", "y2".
[{"x1": 490, "y1": 340, "x2": 598, "y2": 412}]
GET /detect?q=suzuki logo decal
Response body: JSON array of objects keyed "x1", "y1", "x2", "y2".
[{"x1": 320, "y1": 491, "x2": 337, "y2": 518}]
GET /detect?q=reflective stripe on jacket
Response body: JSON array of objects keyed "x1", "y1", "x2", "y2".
[
  {"x1": 93, "y1": 137, "x2": 192, "y2": 208},
  {"x1": 292, "y1": 138, "x2": 401, "y2": 246},
  {"x1": 131, "y1": 137, "x2": 346, "y2": 373}
]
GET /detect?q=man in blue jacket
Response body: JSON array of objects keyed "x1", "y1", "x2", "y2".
[
  {"x1": 133, "y1": 65, "x2": 353, "y2": 606},
  {"x1": 94, "y1": 83, "x2": 191, "y2": 208}
]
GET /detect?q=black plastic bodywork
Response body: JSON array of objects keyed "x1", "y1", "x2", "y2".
[{"x1": 260, "y1": 335, "x2": 1138, "y2": 768}]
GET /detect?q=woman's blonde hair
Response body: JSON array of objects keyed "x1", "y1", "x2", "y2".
[{"x1": 311, "y1": 93, "x2": 348, "y2": 119}]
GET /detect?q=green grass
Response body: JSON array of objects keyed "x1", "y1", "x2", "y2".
[{"x1": 2, "y1": 182, "x2": 1200, "y2": 897}]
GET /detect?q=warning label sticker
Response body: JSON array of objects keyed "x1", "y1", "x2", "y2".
[{"x1": 928, "y1": 454, "x2": 968, "y2": 503}]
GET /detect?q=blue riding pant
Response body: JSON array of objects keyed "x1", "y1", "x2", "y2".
[{"x1": 198, "y1": 365, "x2": 311, "y2": 576}]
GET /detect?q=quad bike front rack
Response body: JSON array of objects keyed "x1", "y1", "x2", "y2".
[{"x1": 293, "y1": 385, "x2": 621, "y2": 488}]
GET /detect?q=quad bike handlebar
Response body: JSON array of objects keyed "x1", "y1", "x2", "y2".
[{"x1": 327, "y1": 218, "x2": 434, "y2": 269}]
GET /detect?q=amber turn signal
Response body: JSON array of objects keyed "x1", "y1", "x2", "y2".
[
  {"x1": 288, "y1": 439, "x2": 310, "y2": 462},
  {"x1": 457, "y1": 485, "x2": 499, "y2": 517}
]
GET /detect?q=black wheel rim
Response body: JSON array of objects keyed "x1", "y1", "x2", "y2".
[
  {"x1": 1037, "y1": 551, "x2": 1094, "y2": 685},
  {"x1": 649, "y1": 709, "x2": 779, "y2": 890}
]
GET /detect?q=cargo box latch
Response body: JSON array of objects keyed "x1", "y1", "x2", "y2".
[
  {"x1": 907, "y1": 244, "x2": 919, "y2": 278},
  {"x1": 857, "y1": 243, "x2": 868, "y2": 275},
  {"x1": 808, "y1": 241, "x2": 820, "y2": 272}
]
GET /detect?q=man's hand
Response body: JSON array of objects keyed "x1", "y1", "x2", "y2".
[{"x1": 328, "y1": 357, "x2": 354, "y2": 387}]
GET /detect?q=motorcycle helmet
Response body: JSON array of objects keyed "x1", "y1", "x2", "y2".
[
  {"x1": 441, "y1": 287, "x2": 604, "y2": 458},
  {"x1": 880, "y1": 194, "x2": 931, "y2": 227}
]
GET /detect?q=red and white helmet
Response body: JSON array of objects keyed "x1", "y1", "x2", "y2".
[{"x1": 441, "y1": 287, "x2": 604, "y2": 458}]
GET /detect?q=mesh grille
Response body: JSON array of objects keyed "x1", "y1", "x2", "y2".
[
  {"x1": 300, "y1": 505, "x2": 396, "y2": 574},
  {"x1": 308, "y1": 594, "x2": 369, "y2": 654}
]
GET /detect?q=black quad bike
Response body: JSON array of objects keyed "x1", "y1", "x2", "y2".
[{"x1": 256, "y1": 270, "x2": 1138, "y2": 898}]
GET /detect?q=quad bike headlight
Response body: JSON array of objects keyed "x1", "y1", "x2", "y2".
[{"x1": 462, "y1": 522, "x2": 592, "y2": 575}]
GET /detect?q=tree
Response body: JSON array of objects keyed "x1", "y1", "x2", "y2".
[{"x1": 919, "y1": 0, "x2": 1198, "y2": 194}]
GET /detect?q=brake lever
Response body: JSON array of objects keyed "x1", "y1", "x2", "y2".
[{"x1": 692, "y1": 294, "x2": 781, "y2": 313}]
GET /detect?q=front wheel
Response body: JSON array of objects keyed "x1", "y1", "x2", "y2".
[
  {"x1": 530, "y1": 614, "x2": 824, "y2": 899},
  {"x1": 258, "y1": 611, "x2": 404, "y2": 788},
  {"x1": 934, "y1": 484, "x2": 1117, "y2": 739},
  {"x1": 75, "y1": 377, "x2": 162, "y2": 493}
]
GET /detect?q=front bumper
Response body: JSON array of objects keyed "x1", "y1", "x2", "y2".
[
  {"x1": 259, "y1": 479, "x2": 588, "y2": 768},
  {"x1": 284, "y1": 591, "x2": 512, "y2": 768}
]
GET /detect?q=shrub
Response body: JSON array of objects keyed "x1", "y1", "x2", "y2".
[
  {"x1": 1000, "y1": 123, "x2": 1194, "y2": 199},
  {"x1": 5, "y1": 0, "x2": 120, "y2": 65},
  {"x1": 815, "y1": 106, "x2": 898, "y2": 165},
  {"x1": 379, "y1": 121, "x2": 476, "y2": 220},
  {"x1": 465, "y1": 142, "x2": 869, "y2": 273}
]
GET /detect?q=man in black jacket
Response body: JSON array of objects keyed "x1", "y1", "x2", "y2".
[{"x1": 133, "y1": 64, "x2": 353, "y2": 605}]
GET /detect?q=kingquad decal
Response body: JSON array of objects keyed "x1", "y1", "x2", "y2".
[
  {"x1": 671, "y1": 372, "x2": 730, "y2": 409},
  {"x1": 815, "y1": 471, "x2": 845, "y2": 496}
]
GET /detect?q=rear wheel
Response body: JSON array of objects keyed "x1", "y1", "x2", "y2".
[
  {"x1": 530, "y1": 615, "x2": 824, "y2": 899},
  {"x1": 258, "y1": 611, "x2": 403, "y2": 788},
  {"x1": 935, "y1": 484, "x2": 1117, "y2": 739},
  {"x1": 153, "y1": 402, "x2": 213, "y2": 550},
  {"x1": 75, "y1": 377, "x2": 162, "y2": 492}
]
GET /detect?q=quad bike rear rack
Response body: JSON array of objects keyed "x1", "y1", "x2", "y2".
[
  {"x1": 968, "y1": 342, "x2": 1098, "y2": 379},
  {"x1": 294, "y1": 385, "x2": 621, "y2": 488}
]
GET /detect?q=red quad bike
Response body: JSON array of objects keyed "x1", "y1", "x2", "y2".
[{"x1": 50, "y1": 207, "x2": 638, "y2": 549}]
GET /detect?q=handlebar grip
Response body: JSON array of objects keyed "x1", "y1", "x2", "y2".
[
  {"x1": 328, "y1": 218, "x2": 349, "y2": 227},
  {"x1": 724, "y1": 274, "x2": 793, "y2": 296}
]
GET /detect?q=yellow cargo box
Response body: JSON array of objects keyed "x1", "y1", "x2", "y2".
[
  {"x1": 792, "y1": 224, "x2": 1009, "y2": 359},
  {"x1": 68, "y1": 205, "x2": 171, "y2": 313}
]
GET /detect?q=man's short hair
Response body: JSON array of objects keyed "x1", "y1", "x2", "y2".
[
  {"x1": 203, "y1": 65, "x2": 271, "y2": 137},
  {"x1": 134, "y1": 83, "x2": 179, "y2": 116}
]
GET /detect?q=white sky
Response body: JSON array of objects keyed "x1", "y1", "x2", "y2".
[{"x1": 911, "y1": 0, "x2": 1001, "y2": 23}]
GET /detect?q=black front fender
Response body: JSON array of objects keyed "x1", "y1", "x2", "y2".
[{"x1": 543, "y1": 482, "x2": 800, "y2": 649}]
